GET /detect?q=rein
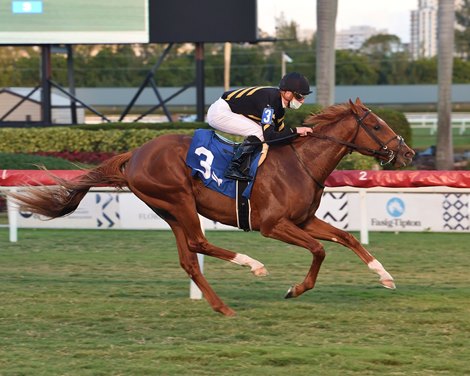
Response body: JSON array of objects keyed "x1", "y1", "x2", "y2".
[
  {"x1": 289, "y1": 110, "x2": 405, "y2": 185},
  {"x1": 308, "y1": 110, "x2": 404, "y2": 166},
  {"x1": 289, "y1": 143, "x2": 325, "y2": 189},
  {"x1": 243, "y1": 108, "x2": 404, "y2": 188}
]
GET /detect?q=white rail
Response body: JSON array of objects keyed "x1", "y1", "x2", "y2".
[{"x1": 406, "y1": 114, "x2": 470, "y2": 135}]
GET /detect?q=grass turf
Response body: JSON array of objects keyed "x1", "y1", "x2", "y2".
[
  {"x1": 411, "y1": 127, "x2": 470, "y2": 151},
  {"x1": 0, "y1": 229, "x2": 469, "y2": 375}
]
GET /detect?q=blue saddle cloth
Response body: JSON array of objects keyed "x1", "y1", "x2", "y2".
[{"x1": 186, "y1": 129, "x2": 261, "y2": 199}]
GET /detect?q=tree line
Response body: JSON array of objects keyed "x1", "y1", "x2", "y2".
[{"x1": 1, "y1": 3, "x2": 469, "y2": 88}]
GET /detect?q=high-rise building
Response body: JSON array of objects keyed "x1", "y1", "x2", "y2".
[
  {"x1": 335, "y1": 25, "x2": 387, "y2": 50},
  {"x1": 410, "y1": 0, "x2": 438, "y2": 59},
  {"x1": 410, "y1": 0, "x2": 463, "y2": 59}
]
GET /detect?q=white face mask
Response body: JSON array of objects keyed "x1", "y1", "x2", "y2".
[{"x1": 289, "y1": 98, "x2": 303, "y2": 110}]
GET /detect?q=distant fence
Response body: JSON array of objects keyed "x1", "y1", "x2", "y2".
[
  {"x1": 75, "y1": 84, "x2": 470, "y2": 107},
  {"x1": 406, "y1": 113, "x2": 470, "y2": 135},
  {"x1": 5, "y1": 84, "x2": 470, "y2": 108}
]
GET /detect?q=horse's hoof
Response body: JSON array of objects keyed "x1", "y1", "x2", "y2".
[
  {"x1": 252, "y1": 266, "x2": 269, "y2": 277},
  {"x1": 284, "y1": 286, "x2": 296, "y2": 299},
  {"x1": 219, "y1": 306, "x2": 236, "y2": 316},
  {"x1": 381, "y1": 279, "x2": 396, "y2": 289}
]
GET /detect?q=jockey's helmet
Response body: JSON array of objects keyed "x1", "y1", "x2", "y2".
[{"x1": 279, "y1": 72, "x2": 312, "y2": 96}]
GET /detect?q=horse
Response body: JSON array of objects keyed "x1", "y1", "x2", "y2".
[{"x1": 9, "y1": 98, "x2": 414, "y2": 316}]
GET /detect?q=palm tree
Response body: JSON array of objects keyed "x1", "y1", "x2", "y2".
[
  {"x1": 436, "y1": 0, "x2": 455, "y2": 170},
  {"x1": 316, "y1": 0, "x2": 338, "y2": 107}
]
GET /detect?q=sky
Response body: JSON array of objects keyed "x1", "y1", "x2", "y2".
[{"x1": 257, "y1": 0, "x2": 417, "y2": 43}]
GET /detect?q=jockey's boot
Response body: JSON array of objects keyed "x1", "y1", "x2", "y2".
[{"x1": 224, "y1": 136, "x2": 261, "y2": 181}]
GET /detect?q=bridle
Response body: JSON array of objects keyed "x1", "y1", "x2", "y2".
[
  {"x1": 308, "y1": 109, "x2": 405, "y2": 166},
  {"x1": 353, "y1": 110, "x2": 405, "y2": 165},
  {"x1": 250, "y1": 108, "x2": 406, "y2": 189},
  {"x1": 288, "y1": 108, "x2": 406, "y2": 189}
]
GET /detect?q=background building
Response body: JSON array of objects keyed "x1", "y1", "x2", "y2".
[
  {"x1": 410, "y1": 0, "x2": 438, "y2": 59},
  {"x1": 410, "y1": 0, "x2": 463, "y2": 59},
  {"x1": 335, "y1": 25, "x2": 387, "y2": 50}
]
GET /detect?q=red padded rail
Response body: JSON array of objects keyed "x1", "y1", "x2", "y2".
[
  {"x1": 1, "y1": 169, "x2": 470, "y2": 188},
  {"x1": 1, "y1": 170, "x2": 85, "y2": 186},
  {"x1": 324, "y1": 170, "x2": 470, "y2": 188}
]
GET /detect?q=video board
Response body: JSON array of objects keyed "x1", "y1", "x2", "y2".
[
  {"x1": 0, "y1": 0, "x2": 149, "y2": 44},
  {"x1": 149, "y1": 0, "x2": 258, "y2": 43}
]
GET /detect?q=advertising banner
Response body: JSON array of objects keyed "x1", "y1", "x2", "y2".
[
  {"x1": 16, "y1": 191, "x2": 469, "y2": 232},
  {"x1": 119, "y1": 193, "x2": 237, "y2": 230},
  {"x1": 363, "y1": 194, "x2": 443, "y2": 231},
  {"x1": 17, "y1": 192, "x2": 120, "y2": 229},
  {"x1": 316, "y1": 192, "x2": 469, "y2": 232}
]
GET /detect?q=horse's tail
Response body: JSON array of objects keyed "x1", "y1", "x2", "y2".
[{"x1": 8, "y1": 152, "x2": 133, "y2": 219}]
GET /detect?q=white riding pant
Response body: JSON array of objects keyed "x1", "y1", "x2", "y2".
[{"x1": 207, "y1": 98, "x2": 264, "y2": 141}]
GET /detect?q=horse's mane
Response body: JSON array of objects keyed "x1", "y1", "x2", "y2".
[{"x1": 303, "y1": 103, "x2": 353, "y2": 127}]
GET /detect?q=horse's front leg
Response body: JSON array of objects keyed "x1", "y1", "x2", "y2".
[
  {"x1": 260, "y1": 218, "x2": 326, "y2": 299},
  {"x1": 302, "y1": 217, "x2": 395, "y2": 289}
]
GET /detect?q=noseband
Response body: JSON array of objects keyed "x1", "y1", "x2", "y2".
[
  {"x1": 353, "y1": 111, "x2": 404, "y2": 165},
  {"x1": 308, "y1": 110, "x2": 405, "y2": 166}
]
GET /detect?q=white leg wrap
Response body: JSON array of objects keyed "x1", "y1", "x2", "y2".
[
  {"x1": 368, "y1": 259, "x2": 393, "y2": 281},
  {"x1": 231, "y1": 253, "x2": 264, "y2": 272}
]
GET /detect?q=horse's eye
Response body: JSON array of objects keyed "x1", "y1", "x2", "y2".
[{"x1": 373, "y1": 124, "x2": 381, "y2": 131}]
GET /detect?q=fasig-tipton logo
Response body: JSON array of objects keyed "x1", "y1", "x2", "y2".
[
  {"x1": 386, "y1": 197, "x2": 405, "y2": 217},
  {"x1": 371, "y1": 197, "x2": 421, "y2": 228}
]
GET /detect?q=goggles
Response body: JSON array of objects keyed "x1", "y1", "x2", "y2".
[{"x1": 293, "y1": 92, "x2": 306, "y2": 101}]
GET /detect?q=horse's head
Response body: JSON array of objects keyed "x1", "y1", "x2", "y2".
[{"x1": 346, "y1": 98, "x2": 414, "y2": 168}]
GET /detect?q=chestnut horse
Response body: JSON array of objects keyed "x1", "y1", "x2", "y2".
[{"x1": 9, "y1": 98, "x2": 414, "y2": 316}]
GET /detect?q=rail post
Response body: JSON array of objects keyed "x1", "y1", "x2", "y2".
[
  {"x1": 359, "y1": 189, "x2": 369, "y2": 245},
  {"x1": 6, "y1": 188, "x2": 18, "y2": 243}
]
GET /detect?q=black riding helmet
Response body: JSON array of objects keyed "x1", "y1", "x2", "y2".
[{"x1": 279, "y1": 72, "x2": 312, "y2": 96}]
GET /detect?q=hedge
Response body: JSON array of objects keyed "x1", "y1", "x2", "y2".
[
  {"x1": 0, "y1": 128, "x2": 195, "y2": 153},
  {"x1": 0, "y1": 105, "x2": 410, "y2": 170}
]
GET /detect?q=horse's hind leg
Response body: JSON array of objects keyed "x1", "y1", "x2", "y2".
[
  {"x1": 170, "y1": 224, "x2": 236, "y2": 316},
  {"x1": 173, "y1": 209, "x2": 268, "y2": 277},
  {"x1": 303, "y1": 217, "x2": 395, "y2": 289},
  {"x1": 131, "y1": 186, "x2": 267, "y2": 276}
]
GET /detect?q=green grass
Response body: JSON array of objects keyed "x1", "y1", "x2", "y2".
[
  {"x1": 412, "y1": 127, "x2": 470, "y2": 151},
  {"x1": 0, "y1": 229, "x2": 469, "y2": 375}
]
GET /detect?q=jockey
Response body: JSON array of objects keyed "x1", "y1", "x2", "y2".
[{"x1": 207, "y1": 72, "x2": 314, "y2": 181}]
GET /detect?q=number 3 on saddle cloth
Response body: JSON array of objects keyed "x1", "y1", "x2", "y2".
[{"x1": 186, "y1": 129, "x2": 263, "y2": 200}]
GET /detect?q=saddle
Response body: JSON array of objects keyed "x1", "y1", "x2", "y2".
[{"x1": 186, "y1": 129, "x2": 269, "y2": 230}]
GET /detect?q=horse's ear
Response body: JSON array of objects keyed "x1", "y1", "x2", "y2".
[
  {"x1": 349, "y1": 98, "x2": 360, "y2": 115},
  {"x1": 355, "y1": 97, "x2": 362, "y2": 105}
]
